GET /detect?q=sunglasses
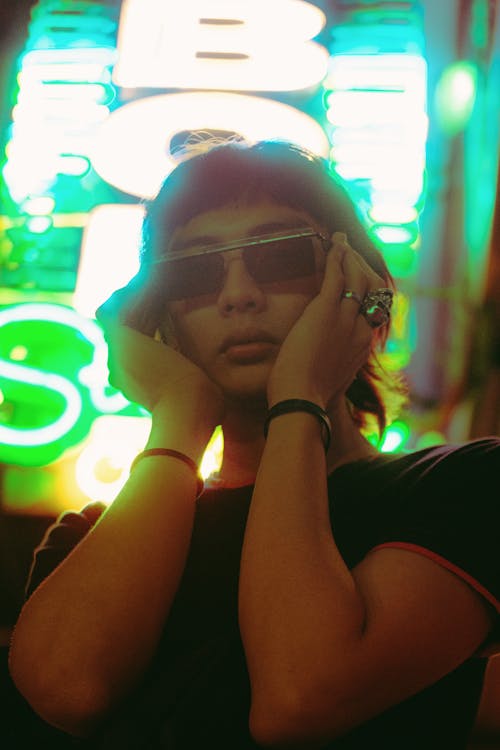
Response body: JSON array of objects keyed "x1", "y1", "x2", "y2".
[{"x1": 147, "y1": 228, "x2": 330, "y2": 301}]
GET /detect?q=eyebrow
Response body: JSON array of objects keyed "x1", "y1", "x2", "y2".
[{"x1": 170, "y1": 220, "x2": 306, "y2": 253}]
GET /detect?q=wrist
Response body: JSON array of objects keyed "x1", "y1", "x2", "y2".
[
  {"x1": 264, "y1": 399, "x2": 331, "y2": 453},
  {"x1": 267, "y1": 389, "x2": 327, "y2": 412},
  {"x1": 148, "y1": 398, "x2": 220, "y2": 464},
  {"x1": 130, "y1": 448, "x2": 205, "y2": 497}
]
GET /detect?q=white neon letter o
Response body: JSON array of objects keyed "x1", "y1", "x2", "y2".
[{"x1": 90, "y1": 92, "x2": 329, "y2": 198}]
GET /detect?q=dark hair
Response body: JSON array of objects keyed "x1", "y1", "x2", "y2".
[{"x1": 116, "y1": 138, "x2": 407, "y2": 437}]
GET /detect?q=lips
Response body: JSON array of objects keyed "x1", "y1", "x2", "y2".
[
  {"x1": 220, "y1": 329, "x2": 279, "y2": 364},
  {"x1": 220, "y1": 329, "x2": 279, "y2": 353}
]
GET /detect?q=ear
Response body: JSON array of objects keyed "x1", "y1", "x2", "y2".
[{"x1": 155, "y1": 314, "x2": 180, "y2": 350}]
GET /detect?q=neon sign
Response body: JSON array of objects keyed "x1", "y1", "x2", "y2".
[
  {"x1": 0, "y1": 0, "x2": 428, "y2": 489},
  {"x1": 0, "y1": 303, "x2": 143, "y2": 467},
  {"x1": 113, "y1": 0, "x2": 328, "y2": 91}
]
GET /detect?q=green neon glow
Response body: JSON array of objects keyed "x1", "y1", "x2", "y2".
[
  {"x1": 380, "y1": 421, "x2": 410, "y2": 453},
  {"x1": 0, "y1": 360, "x2": 82, "y2": 446},
  {"x1": 435, "y1": 61, "x2": 477, "y2": 135},
  {"x1": 380, "y1": 346, "x2": 412, "y2": 372},
  {"x1": 0, "y1": 303, "x2": 140, "y2": 466},
  {"x1": 0, "y1": 302, "x2": 129, "y2": 411}
]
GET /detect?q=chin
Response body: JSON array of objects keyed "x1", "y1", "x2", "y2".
[
  {"x1": 219, "y1": 367, "x2": 270, "y2": 406},
  {"x1": 224, "y1": 391, "x2": 269, "y2": 415}
]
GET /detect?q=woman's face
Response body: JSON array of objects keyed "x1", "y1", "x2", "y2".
[{"x1": 159, "y1": 199, "x2": 327, "y2": 403}]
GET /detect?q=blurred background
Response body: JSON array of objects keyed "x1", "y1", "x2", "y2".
[{"x1": 0, "y1": 0, "x2": 499, "y2": 744}]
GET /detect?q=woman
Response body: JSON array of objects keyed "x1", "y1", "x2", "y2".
[{"x1": 8, "y1": 140, "x2": 500, "y2": 748}]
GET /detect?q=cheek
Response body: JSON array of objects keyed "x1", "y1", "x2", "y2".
[
  {"x1": 271, "y1": 294, "x2": 316, "y2": 337},
  {"x1": 263, "y1": 274, "x2": 320, "y2": 299},
  {"x1": 167, "y1": 307, "x2": 215, "y2": 363}
]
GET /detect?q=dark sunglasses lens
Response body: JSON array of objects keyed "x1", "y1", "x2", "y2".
[
  {"x1": 163, "y1": 235, "x2": 317, "y2": 300},
  {"x1": 245, "y1": 236, "x2": 316, "y2": 283},
  {"x1": 165, "y1": 254, "x2": 223, "y2": 300}
]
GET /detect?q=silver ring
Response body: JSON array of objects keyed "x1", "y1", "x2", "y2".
[
  {"x1": 360, "y1": 288, "x2": 394, "y2": 328},
  {"x1": 342, "y1": 289, "x2": 363, "y2": 305}
]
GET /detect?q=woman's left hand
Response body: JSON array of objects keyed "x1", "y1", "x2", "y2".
[{"x1": 266, "y1": 232, "x2": 389, "y2": 410}]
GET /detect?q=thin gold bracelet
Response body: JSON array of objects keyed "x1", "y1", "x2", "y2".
[{"x1": 130, "y1": 448, "x2": 204, "y2": 497}]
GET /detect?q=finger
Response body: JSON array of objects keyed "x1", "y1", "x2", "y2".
[
  {"x1": 318, "y1": 232, "x2": 347, "y2": 299},
  {"x1": 319, "y1": 235, "x2": 372, "y2": 334},
  {"x1": 341, "y1": 250, "x2": 372, "y2": 293},
  {"x1": 333, "y1": 236, "x2": 394, "y2": 334},
  {"x1": 323, "y1": 233, "x2": 373, "y2": 300},
  {"x1": 336, "y1": 243, "x2": 372, "y2": 323},
  {"x1": 343, "y1": 237, "x2": 389, "y2": 290},
  {"x1": 319, "y1": 249, "x2": 374, "y2": 351}
]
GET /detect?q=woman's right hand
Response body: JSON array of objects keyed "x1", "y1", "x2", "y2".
[{"x1": 95, "y1": 292, "x2": 225, "y2": 440}]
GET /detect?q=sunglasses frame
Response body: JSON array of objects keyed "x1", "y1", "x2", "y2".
[{"x1": 147, "y1": 227, "x2": 331, "y2": 265}]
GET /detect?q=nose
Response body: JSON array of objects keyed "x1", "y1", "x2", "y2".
[{"x1": 217, "y1": 251, "x2": 266, "y2": 315}]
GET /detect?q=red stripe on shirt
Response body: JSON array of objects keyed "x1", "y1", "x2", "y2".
[{"x1": 371, "y1": 541, "x2": 500, "y2": 614}]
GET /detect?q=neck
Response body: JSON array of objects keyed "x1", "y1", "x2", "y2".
[
  {"x1": 325, "y1": 401, "x2": 378, "y2": 473},
  {"x1": 214, "y1": 398, "x2": 377, "y2": 488}
]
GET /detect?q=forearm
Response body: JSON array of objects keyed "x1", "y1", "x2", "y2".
[
  {"x1": 239, "y1": 413, "x2": 365, "y2": 731},
  {"x1": 9, "y1": 411, "x2": 213, "y2": 733}
]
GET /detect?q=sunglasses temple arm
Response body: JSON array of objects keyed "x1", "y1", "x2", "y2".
[{"x1": 145, "y1": 230, "x2": 327, "y2": 265}]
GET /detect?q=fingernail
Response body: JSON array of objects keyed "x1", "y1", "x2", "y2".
[{"x1": 330, "y1": 232, "x2": 346, "y2": 253}]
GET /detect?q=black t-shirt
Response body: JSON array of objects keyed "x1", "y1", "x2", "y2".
[{"x1": 18, "y1": 438, "x2": 500, "y2": 748}]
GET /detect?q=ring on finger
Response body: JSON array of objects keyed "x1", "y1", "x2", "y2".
[
  {"x1": 342, "y1": 289, "x2": 363, "y2": 306},
  {"x1": 360, "y1": 288, "x2": 394, "y2": 329}
]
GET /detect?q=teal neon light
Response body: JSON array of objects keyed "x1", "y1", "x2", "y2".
[
  {"x1": 324, "y1": 52, "x2": 427, "y2": 268},
  {"x1": 323, "y1": 10, "x2": 427, "y2": 393}
]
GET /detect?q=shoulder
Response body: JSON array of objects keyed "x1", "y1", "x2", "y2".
[
  {"x1": 329, "y1": 436, "x2": 500, "y2": 532},
  {"x1": 381, "y1": 435, "x2": 500, "y2": 484},
  {"x1": 332, "y1": 435, "x2": 500, "y2": 485},
  {"x1": 410, "y1": 434, "x2": 500, "y2": 467},
  {"x1": 330, "y1": 438, "x2": 500, "y2": 651},
  {"x1": 384, "y1": 436, "x2": 500, "y2": 516},
  {"x1": 368, "y1": 438, "x2": 500, "y2": 653},
  {"x1": 346, "y1": 436, "x2": 500, "y2": 505},
  {"x1": 367, "y1": 436, "x2": 500, "y2": 555}
]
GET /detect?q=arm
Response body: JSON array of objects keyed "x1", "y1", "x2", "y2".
[
  {"x1": 239, "y1": 238, "x2": 495, "y2": 745},
  {"x1": 9, "y1": 322, "x2": 222, "y2": 737},
  {"x1": 240, "y1": 413, "x2": 493, "y2": 745}
]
